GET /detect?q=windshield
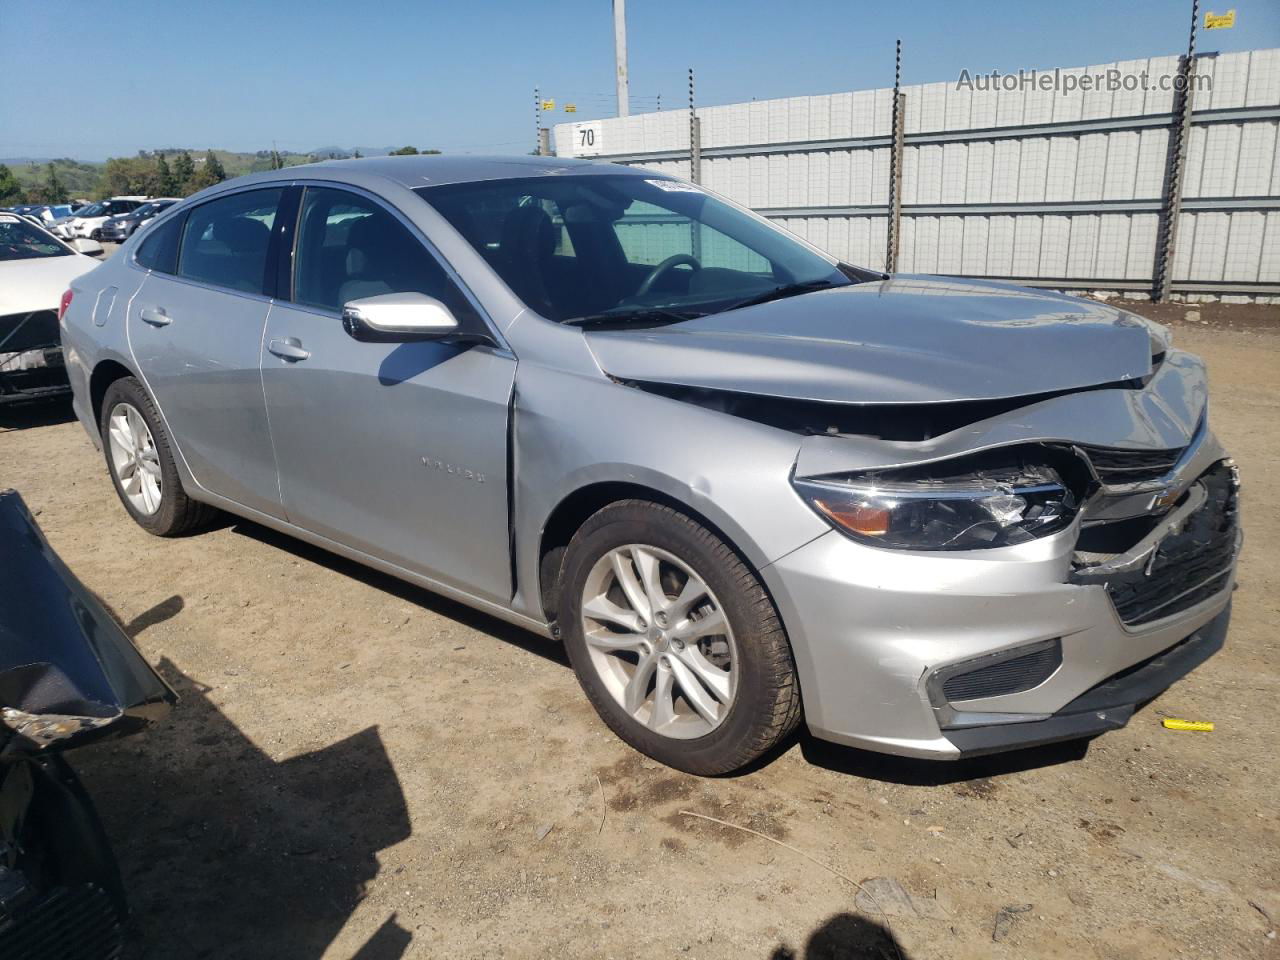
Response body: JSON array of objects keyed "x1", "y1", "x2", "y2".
[
  {"x1": 75, "y1": 202, "x2": 106, "y2": 218},
  {"x1": 416, "y1": 174, "x2": 851, "y2": 324},
  {"x1": 0, "y1": 215, "x2": 71, "y2": 261},
  {"x1": 130, "y1": 202, "x2": 161, "y2": 217}
]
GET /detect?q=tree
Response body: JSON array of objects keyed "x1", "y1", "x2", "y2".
[
  {"x1": 0, "y1": 164, "x2": 20, "y2": 205},
  {"x1": 156, "y1": 154, "x2": 178, "y2": 196},
  {"x1": 352, "y1": 149, "x2": 362, "y2": 159},
  {"x1": 43, "y1": 164, "x2": 68, "y2": 204},
  {"x1": 100, "y1": 156, "x2": 160, "y2": 197},
  {"x1": 203, "y1": 150, "x2": 226, "y2": 182},
  {"x1": 172, "y1": 152, "x2": 196, "y2": 193},
  {"x1": 389, "y1": 146, "x2": 419, "y2": 155}
]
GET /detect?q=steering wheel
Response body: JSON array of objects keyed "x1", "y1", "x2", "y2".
[{"x1": 635, "y1": 253, "x2": 701, "y2": 297}]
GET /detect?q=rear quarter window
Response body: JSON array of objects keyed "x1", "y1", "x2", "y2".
[{"x1": 134, "y1": 212, "x2": 185, "y2": 274}]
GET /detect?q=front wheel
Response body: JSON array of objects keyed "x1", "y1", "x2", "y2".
[{"x1": 559, "y1": 500, "x2": 802, "y2": 775}]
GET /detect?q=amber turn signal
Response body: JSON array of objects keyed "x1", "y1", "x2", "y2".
[{"x1": 813, "y1": 499, "x2": 891, "y2": 537}]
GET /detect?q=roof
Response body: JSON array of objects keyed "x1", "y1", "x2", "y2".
[
  {"x1": 175, "y1": 154, "x2": 659, "y2": 210},
  {"x1": 265, "y1": 154, "x2": 645, "y2": 190}
]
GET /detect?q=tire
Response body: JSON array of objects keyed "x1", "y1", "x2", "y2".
[
  {"x1": 90, "y1": 230, "x2": 101, "y2": 241},
  {"x1": 559, "y1": 500, "x2": 802, "y2": 775},
  {"x1": 99, "y1": 377, "x2": 217, "y2": 536}
]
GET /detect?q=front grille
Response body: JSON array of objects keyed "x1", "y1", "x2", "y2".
[
  {"x1": 1082, "y1": 445, "x2": 1185, "y2": 485},
  {"x1": 0, "y1": 884, "x2": 123, "y2": 959},
  {"x1": 0, "y1": 312, "x2": 60, "y2": 355},
  {"x1": 942, "y1": 641, "x2": 1063, "y2": 702},
  {"x1": 1073, "y1": 461, "x2": 1239, "y2": 626}
]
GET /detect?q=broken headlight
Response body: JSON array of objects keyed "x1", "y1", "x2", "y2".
[{"x1": 793, "y1": 461, "x2": 1078, "y2": 551}]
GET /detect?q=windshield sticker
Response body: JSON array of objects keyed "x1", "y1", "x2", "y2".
[{"x1": 645, "y1": 179, "x2": 705, "y2": 193}]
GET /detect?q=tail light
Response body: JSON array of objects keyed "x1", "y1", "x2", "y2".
[{"x1": 58, "y1": 289, "x2": 73, "y2": 322}]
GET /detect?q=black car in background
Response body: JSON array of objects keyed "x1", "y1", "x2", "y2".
[{"x1": 97, "y1": 199, "x2": 181, "y2": 243}]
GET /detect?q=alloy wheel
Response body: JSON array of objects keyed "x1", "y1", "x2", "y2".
[
  {"x1": 107, "y1": 401, "x2": 163, "y2": 515},
  {"x1": 580, "y1": 544, "x2": 738, "y2": 739}
]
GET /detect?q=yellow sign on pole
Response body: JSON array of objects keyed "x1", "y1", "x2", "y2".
[
  {"x1": 1204, "y1": 9, "x2": 1236, "y2": 29},
  {"x1": 541, "y1": 99, "x2": 555, "y2": 111},
  {"x1": 564, "y1": 103, "x2": 577, "y2": 113}
]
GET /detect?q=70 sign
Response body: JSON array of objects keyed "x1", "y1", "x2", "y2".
[{"x1": 572, "y1": 121, "x2": 604, "y2": 157}]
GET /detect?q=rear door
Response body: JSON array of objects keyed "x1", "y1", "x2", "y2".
[
  {"x1": 260, "y1": 184, "x2": 515, "y2": 601},
  {"x1": 128, "y1": 187, "x2": 286, "y2": 518}
]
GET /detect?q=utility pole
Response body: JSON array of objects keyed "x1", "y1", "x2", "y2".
[{"x1": 613, "y1": 0, "x2": 630, "y2": 117}]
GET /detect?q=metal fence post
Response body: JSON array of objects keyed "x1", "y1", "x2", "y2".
[
  {"x1": 885, "y1": 40, "x2": 905, "y2": 273},
  {"x1": 534, "y1": 87, "x2": 543, "y2": 155},
  {"x1": 689, "y1": 68, "x2": 702, "y2": 260},
  {"x1": 688, "y1": 68, "x2": 700, "y2": 184},
  {"x1": 1154, "y1": 0, "x2": 1200, "y2": 302}
]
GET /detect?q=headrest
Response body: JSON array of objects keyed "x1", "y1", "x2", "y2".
[
  {"x1": 212, "y1": 216, "x2": 270, "y2": 251},
  {"x1": 500, "y1": 205, "x2": 557, "y2": 261}
]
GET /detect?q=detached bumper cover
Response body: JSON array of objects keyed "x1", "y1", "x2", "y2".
[
  {"x1": 0, "y1": 490, "x2": 175, "y2": 754},
  {"x1": 943, "y1": 604, "x2": 1228, "y2": 756}
]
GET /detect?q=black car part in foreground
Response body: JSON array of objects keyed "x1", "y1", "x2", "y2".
[{"x1": 0, "y1": 489, "x2": 176, "y2": 957}]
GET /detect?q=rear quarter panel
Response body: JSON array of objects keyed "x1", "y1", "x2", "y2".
[{"x1": 61, "y1": 253, "x2": 147, "y2": 446}]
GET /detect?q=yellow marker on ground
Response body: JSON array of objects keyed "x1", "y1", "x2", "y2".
[{"x1": 1162, "y1": 718, "x2": 1215, "y2": 732}]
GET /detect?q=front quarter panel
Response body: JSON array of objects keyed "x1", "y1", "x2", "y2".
[{"x1": 509, "y1": 323, "x2": 828, "y2": 623}]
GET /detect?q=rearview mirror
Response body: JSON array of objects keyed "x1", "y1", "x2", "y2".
[
  {"x1": 342, "y1": 292, "x2": 459, "y2": 343},
  {"x1": 72, "y1": 238, "x2": 104, "y2": 256}
]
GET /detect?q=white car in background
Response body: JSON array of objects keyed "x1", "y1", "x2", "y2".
[
  {"x1": 52, "y1": 197, "x2": 149, "y2": 241},
  {"x1": 0, "y1": 214, "x2": 102, "y2": 403}
]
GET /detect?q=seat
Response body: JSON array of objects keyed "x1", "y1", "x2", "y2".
[
  {"x1": 202, "y1": 216, "x2": 270, "y2": 293},
  {"x1": 497, "y1": 205, "x2": 557, "y2": 316},
  {"x1": 337, "y1": 214, "x2": 402, "y2": 306}
]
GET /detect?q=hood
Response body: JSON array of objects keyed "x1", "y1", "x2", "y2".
[
  {"x1": 585, "y1": 276, "x2": 1162, "y2": 405},
  {"x1": 0, "y1": 253, "x2": 99, "y2": 316},
  {"x1": 0, "y1": 490, "x2": 175, "y2": 755}
]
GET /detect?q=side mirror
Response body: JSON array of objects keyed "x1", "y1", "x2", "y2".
[
  {"x1": 342, "y1": 292, "x2": 460, "y2": 343},
  {"x1": 72, "y1": 238, "x2": 104, "y2": 256}
]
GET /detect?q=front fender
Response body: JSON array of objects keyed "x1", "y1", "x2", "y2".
[{"x1": 509, "y1": 361, "x2": 828, "y2": 622}]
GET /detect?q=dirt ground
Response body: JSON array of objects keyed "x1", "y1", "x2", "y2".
[{"x1": 1, "y1": 302, "x2": 1277, "y2": 960}]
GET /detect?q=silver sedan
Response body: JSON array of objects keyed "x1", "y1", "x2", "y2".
[{"x1": 60, "y1": 156, "x2": 1239, "y2": 773}]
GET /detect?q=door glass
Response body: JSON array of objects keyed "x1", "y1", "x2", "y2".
[
  {"x1": 178, "y1": 188, "x2": 283, "y2": 295},
  {"x1": 292, "y1": 187, "x2": 472, "y2": 319}
]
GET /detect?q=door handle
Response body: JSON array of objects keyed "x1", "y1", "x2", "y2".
[
  {"x1": 139, "y1": 306, "x2": 171, "y2": 326},
  {"x1": 268, "y1": 337, "x2": 311, "y2": 362}
]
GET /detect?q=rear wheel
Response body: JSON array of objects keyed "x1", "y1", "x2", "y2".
[
  {"x1": 559, "y1": 500, "x2": 801, "y2": 775},
  {"x1": 99, "y1": 377, "x2": 217, "y2": 536}
]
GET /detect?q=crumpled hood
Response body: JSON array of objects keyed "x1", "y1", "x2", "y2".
[
  {"x1": 585, "y1": 276, "x2": 1163, "y2": 405},
  {"x1": 0, "y1": 254, "x2": 99, "y2": 317}
]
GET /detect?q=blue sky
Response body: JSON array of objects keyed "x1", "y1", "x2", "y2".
[{"x1": 2, "y1": 0, "x2": 1277, "y2": 160}]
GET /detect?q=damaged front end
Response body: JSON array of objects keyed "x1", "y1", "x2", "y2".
[
  {"x1": 613, "y1": 334, "x2": 1237, "y2": 758},
  {"x1": 0, "y1": 489, "x2": 176, "y2": 954}
]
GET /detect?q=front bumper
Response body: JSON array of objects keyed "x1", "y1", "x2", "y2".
[{"x1": 763, "y1": 458, "x2": 1240, "y2": 760}]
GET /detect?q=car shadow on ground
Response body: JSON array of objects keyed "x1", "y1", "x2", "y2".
[
  {"x1": 769, "y1": 913, "x2": 912, "y2": 959},
  {"x1": 77, "y1": 598, "x2": 415, "y2": 959},
  {"x1": 0, "y1": 396, "x2": 76, "y2": 432},
  {"x1": 227, "y1": 517, "x2": 1086, "y2": 786}
]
